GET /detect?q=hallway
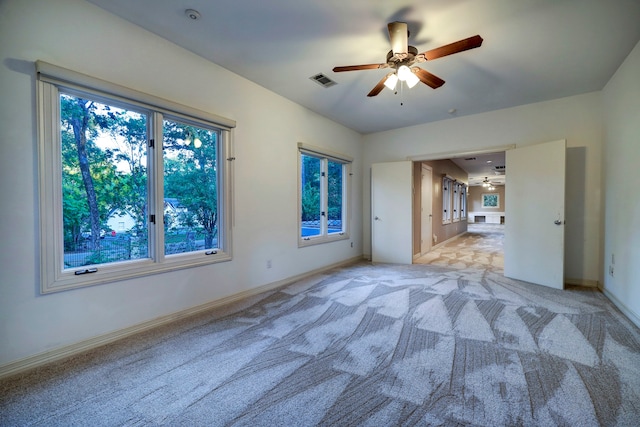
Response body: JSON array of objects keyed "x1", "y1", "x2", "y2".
[{"x1": 414, "y1": 223, "x2": 504, "y2": 273}]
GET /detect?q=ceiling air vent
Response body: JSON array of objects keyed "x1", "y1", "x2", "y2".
[
  {"x1": 309, "y1": 73, "x2": 337, "y2": 88},
  {"x1": 493, "y1": 165, "x2": 506, "y2": 175}
]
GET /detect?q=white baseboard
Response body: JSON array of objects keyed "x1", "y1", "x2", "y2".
[
  {"x1": 601, "y1": 287, "x2": 640, "y2": 329},
  {"x1": 431, "y1": 232, "x2": 467, "y2": 250},
  {"x1": 0, "y1": 256, "x2": 361, "y2": 380}
]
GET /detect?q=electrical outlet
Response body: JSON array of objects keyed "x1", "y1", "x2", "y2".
[{"x1": 266, "y1": 260, "x2": 272, "y2": 269}]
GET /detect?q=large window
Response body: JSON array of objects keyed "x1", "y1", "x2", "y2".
[
  {"x1": 298, "y1": 143, "x2": 351, "y2": 246},
  {"x1": 37, "y1": 62, "x2": 235, "y2": 293}
]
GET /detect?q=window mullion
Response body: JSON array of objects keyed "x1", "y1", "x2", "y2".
[
  {"x1": 321, "y1": 159, "x2": 328, "y2": 236},
  {"x1": 150, "y1": 112, "x2": 164, "y2": 263}
]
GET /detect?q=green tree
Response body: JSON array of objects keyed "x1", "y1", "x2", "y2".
[
  {"x1": 301, "y1": 154, "x2": 320, "y2": 221},
  {"x1": 61, "y1": 96, "x2": 102, "y2": 251},
  {"x1": 163, "y1": 121, "x2": 219, "y2": 249},
  {"x1": 327, "y1": 161, "x2": 343, "y2": 222},
  {"x1": 100, "y1": 109, "x2": 148, "y2": 235},
  {"x1": 61, "y1": 94, "x2": 147, "y2": 265}
]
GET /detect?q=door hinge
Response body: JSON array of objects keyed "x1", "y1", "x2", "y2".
[
  {"x1": 149, "y1": 139, "x2": 155, "y2": 148},
  {"x1": 150, "y1": 214, "x2": 156, "y2": 224}
]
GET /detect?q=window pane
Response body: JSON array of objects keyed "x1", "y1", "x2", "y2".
[
  {"x1": 163, "y1": 119, "x2": 220, "y2": 255},
  {"x1": 300, "y1": 154, "x2": 321, "y2": 237},
  {"x1": 442, "y1": 178, "x2": 452, "y2": 224},
  {"x1": 61, "y1": 93, "x2": 148, "y2": 269},
  {"x1": 327, "y1": 161, "x2": 343, "y2": 234},
  {"x1": 453, "y1": 183, "x2": 460, "y2": 221}
]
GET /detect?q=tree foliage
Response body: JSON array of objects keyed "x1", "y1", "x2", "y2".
[
  {"x1": 61, "y1": 91, "x2": 223, "y2": 267},
  {"x1": 300, "y1": 154, "x2": 343, "y2": 223},
  {"x1": 163, "y1": 121, "x2": 219, "y2": 248}
]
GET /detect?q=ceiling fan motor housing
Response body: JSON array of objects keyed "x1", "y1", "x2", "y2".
[{"x1": 387, "y1": 46, "x2": 420, "y2": 67}]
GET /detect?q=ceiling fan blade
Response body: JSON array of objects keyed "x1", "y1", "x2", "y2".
[
  {"x1": 333, "y1": 64, "x2": 388, "y2": 72},
  {"x1": 367, "y1": 75, "x2": 389, "y2": 97},
  {"x1": 388, "y1": 21, "x2": 408, "y2": 56},
  {"x1": 421, "y1": 35, "x2": 483, "y2": 61},
  {"x1": 414, "y1": 68, "x2": 445, "y2": 89}
]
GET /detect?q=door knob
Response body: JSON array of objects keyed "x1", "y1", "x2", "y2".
[
  {"x1": 375, "y1": 216, "x2": 380, "y2": 221},
  {"x1": 554, "y1": 220, "x2": 563, "y2": 225}
]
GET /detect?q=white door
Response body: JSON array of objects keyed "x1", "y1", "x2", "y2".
[
  {"x1": 504, "y1": 140, "x2": 566, "y2": 289},
  {"x1": 371, "y1": 161, "x2": 413, "y2": 264},
  {"x1": 421, "y1": 165, "x2": 433, "y2": 255}
]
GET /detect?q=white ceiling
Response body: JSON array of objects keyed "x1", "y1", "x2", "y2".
[
  {"x1": 86, "y1": 0, "x2": 640, "y2": 135},
  {"x1": 451, "y1": 152, "x2": 506, "y2": 186}
]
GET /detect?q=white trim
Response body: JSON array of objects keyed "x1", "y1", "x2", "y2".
[
  {"x1": 297, "y1": 142, "x2": 353, "y2": 163},
  {"x1": 431, "y1": 231, "x2": 468, "y2": 250},
  {"x1": 407, "y1": 144, "x2": 516, "y2": 162},
  {"x1": 36, "y1": 61, "x2": 236, "y2": 129},
  {"x1": 0, "y1": 257, "x2": 362, "y2": 379}
]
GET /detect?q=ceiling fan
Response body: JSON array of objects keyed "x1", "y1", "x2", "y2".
[{"x1": 332, "y1": 22, "x2": 483, "y2": 97}]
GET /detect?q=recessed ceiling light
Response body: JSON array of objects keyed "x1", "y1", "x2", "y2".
[{"x1": 185, "y1": 9, "x2": 201, "y2": 20}]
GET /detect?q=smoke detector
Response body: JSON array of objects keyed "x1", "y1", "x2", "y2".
[{"x1": 185, "y1": 9, "x2": 201, "y2": 20}]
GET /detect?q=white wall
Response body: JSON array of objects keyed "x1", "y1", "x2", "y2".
[
  {"x1": 0, "y1": 0, "x2": 362, "y2": 367},
  {"x1": 602, "y1": 40, "x2": 640, "y2": 326},
  {"x1": 362, "y1": 92, "x2": 603, "y2": 285}
]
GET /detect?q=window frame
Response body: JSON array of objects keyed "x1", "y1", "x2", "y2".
[
  {"x1": 460, "y1": 183, "x2": 468, "y2": 220},
  {"x1": 297, "y1": 143, "x2": 352, "y2": 247},
  {"x1": 442, "y1": 176, "x2": 453, "y2": 225},
  {"x1": 452, "y1": 181, "x2": 461, "y2": 223},
  {"x1": 36, "y1": 61, "x2": 235, "y2": 293}
]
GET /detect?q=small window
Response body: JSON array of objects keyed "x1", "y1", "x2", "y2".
[
  {"x1": 298, "y1": 143, "x2": 351, "y2": 246},
  {"x1": 453, "y1": 182, "x2": 460, "y2": 222},
  {"x1": 442, "y1": 176, "x2": 453, "y2": 224},
  {"x1": 37, "y1": 61, "x2": 235, "y2": 293},
  {"x1": 460, "y1": 184, "x2": 467, "y2": 220}
]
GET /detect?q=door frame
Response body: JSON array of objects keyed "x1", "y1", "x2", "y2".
[
  {"x1": 407, "y1": 144, "x2": 516, "y2": 262},
  {"x1": 420, "y1": 164, "x2": 433, "y2": 256}
]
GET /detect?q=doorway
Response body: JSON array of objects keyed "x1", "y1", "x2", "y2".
[
  {"x1": 411, "y1": 150, "x2": 507, "y2": 261},
  {"x1": 420, "y1": 164, "x2": 433, "y2": 256}
]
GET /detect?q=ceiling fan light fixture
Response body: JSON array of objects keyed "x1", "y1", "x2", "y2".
[
  {"x1": 384, "y1": 73, "x2": 398, "y2": 90},
  {"x1": 405, "y1": 69, "x2": 420, "y2": 88},
  {"x1": 397, "y1": 65, "x2": 411, "y2": 81},
  {"x1": 396, "y1": 65, "x2": 420, "y2": 89}
]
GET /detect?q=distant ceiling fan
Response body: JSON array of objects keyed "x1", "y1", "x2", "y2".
[{"x1": 332, "y1": 22, "x2": 483, "y2": 97}]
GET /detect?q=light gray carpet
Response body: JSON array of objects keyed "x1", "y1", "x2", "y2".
[{"x1": 2, "y1": 225, "x2": 640, "y2": 426}]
